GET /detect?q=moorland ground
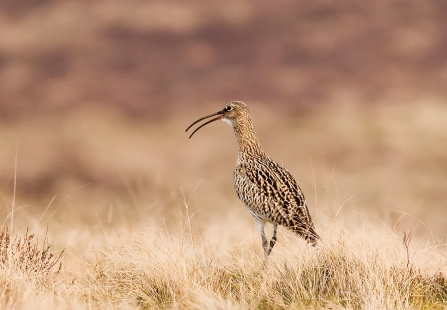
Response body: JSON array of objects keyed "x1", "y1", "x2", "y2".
[
  {"x1": 0, "y1": 1, "x2": 446, "y2": 308},
  {"x1": 0, "y1": 102, "x2": 446, "y2": 309}
]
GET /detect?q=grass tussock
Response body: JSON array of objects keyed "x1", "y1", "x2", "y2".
[{"x1": 88, "y1": 230, "x2": 447, "y2": 309}]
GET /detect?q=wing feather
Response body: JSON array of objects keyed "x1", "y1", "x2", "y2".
[{"x1": 233, "y1": 156, "x2": 319, "y2": 242}]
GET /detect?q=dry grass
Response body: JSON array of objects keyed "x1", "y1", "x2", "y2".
[
  {"x1": 0, "y1": 102, "x2": 446, "y2": 309},
  {"x1": 0, "y1": 204, "x2": 446, "y2": 309},
  {"x1": 0, "y1": 2, "x2": 446, "y2": 308},
  {"x1": 0, "y1": 226, "x2": 63, "y2": 278},
  {"x1": 0, "y1": 225, "x2": 64, "y2": 308},
  {"x1": 85, "y1": 225, "x2": 447, "y2": 309}
]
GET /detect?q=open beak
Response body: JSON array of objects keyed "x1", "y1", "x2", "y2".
[{"x1": 185, "y1": 109, "x2": 225, "y2": 139}]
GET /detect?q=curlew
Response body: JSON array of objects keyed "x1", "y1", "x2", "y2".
[{"x1": 186, "y1": 101, "x2": 320, "y2": 258}]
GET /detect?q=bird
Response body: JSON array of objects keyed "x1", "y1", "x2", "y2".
[{"x1": 186, "y1": 101, "x2": 320, "y2": 258}]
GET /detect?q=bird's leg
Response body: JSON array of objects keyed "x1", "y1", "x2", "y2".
[
  {"x1": 255, "y1": 219, "x2": 268, "y2": 258},
  {"x1": 266, "y1": 223, "x2": 278, "y2": 256}
]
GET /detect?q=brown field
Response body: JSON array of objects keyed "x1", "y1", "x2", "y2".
[
  {"x1": 0, "y1": 1, "x2": 446, "y2": 309},
  {"x1": 0, "y1": 103, "x2": 446, "y2": 309}
]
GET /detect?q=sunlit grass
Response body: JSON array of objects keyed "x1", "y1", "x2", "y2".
[
  {"x1": 0, "y1": 103, "x2": 446, "y2": 309},
  {"x1": 87, "y1": 226, "x2": 447, "y2": 309},
  {"x1": 1, "y1": 187, "x2": 446, "y2": 309}
]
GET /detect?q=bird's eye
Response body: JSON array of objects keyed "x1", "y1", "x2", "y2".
[{"x1": 225, "y1": 106, "x2": 233, "y2": 112}]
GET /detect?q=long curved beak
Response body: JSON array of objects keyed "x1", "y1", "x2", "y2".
[{"x1": 185, "y1": 109, "x2": 224, "y2": 139}]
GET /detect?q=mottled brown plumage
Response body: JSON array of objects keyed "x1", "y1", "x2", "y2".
[{"x1": 186, "y1": 101, "x2": 320, "y2": 257}]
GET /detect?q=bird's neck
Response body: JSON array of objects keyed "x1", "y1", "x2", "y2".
[{"x1": 232, "y1": 116, "x2": 264, "y2": 157}]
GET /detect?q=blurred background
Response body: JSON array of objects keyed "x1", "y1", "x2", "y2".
[{"x1": 0, "y1": 0, "x2": 446, "y2": 242}]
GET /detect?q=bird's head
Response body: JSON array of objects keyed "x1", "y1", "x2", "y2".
[{"x1": 186, "y1": 101, "x2": 249, "y2": 138}]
